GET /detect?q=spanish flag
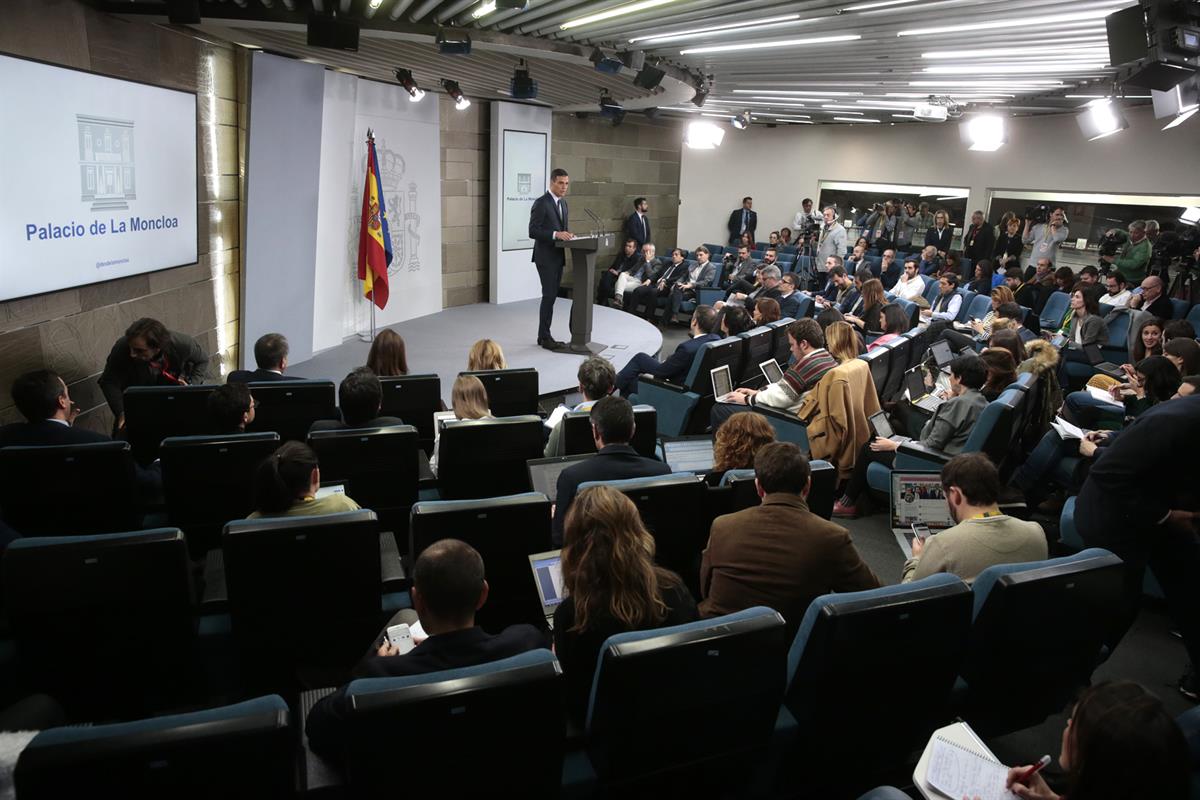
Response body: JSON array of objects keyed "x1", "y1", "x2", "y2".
[{"x1": 357, "y1": 130, "x2": 393, "y2": 310}]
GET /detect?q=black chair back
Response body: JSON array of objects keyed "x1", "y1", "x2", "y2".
[
  {"x1": 410, "y1": 493, "x2": 552, "y2": 633},
  {"x1": 0, "y1": 442, "x2": 139, "y2": 536},
  {"x1": 768, "y1": 319, "x2": 795, "y2": 365},
  {"x1": 880, "y1": 338, "x2": 911, "y2": 403},
  {"x1": 436, "y1": 416, "x2": 544, "y2": 500},
  {"x1": 15, "y1": 695, "x2": 293, "y2": 799},
  {"x1": 862, "y1": 348, "x2": 890, "y2": 397},
  {"x1": 3, "y1": 528, "x2": 196, "y2": 719},
  {"x1": 685, "y1": 337, "x2": 744, "y2": 396},
  {"x1": 720, "y1": 459, "x2": 836, "y2": 519},
  {"x1": 562, "y1": 405, "x2": 658, "y2": 458},
  {"x1": 123, "y1": 385, "x2": 217, "y2": 464},
  {"x1": 378, "y1": 374, "x2": 441, "y2": 452},
  {"x1": 738, "y1": 327, "x2": 774, "y2": 384},
  {"x1": 245, "y1": 380, "x2": 337, "y2": 442},
  {"x1": 460, "y1": 368, "x2": 539, "y2": 417},
  {"x1": 308, "y1": 425, "x2": 419, "y2": 513},
  {"x1": 223, "y1": 511, "x2": 383, "y2": 689},
  {"x1": 160, "y1": 433, "x2": 280, "y2": 557},
  {"x1": 906, "y1": 328, "x2": 931, "y2": 371}
]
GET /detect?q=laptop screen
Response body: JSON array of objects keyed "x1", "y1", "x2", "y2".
[
  {"x1": 890, "y1": 472, "x2": 954, "y2": 531},
  {"x1": 661, "y1": 438, "x2": 715, "y2": 473},
  {"x1": 711, "y1": 365, "x2": 733, "y2": 397},
  {"x1": 528, "y1": 550, "x2": 567, "y2": 611},
  {"x1": 869, "y1": 411, "x2": 895, "y2": 439},
  {"x1": 930, "y1": 339, "x2": 954, "y2": 367},
  {"x1": 760, "y1": 359, "x2": 784, "y2": 384},
  {"x1": 905, "y1": 368, "x2": 929, "y2": 401},
  {"x1": 527, "y1": 455, "x2": 593, "y2": 502}
]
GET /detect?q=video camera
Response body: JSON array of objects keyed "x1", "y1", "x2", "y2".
[{"x1": 1024, "y1": 204, "x2": 1050, "y2": 225}]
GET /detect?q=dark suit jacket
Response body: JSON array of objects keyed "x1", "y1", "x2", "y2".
[
  {"x1": 644, "y1": 333, "x2": 720, "y2": 386},
  {"x1": 880, "y1": 262, "x2": 902, "y2": 290},
  {"x1": 624, "y1": 212, "x2": 651, "y2": 250},
  {"x1": 962, "y1": 223, "x2": 995, "y2": 263},
  {"x1": 925, "y1": 227, "x2": 953, "y2": 253},
  {"x1": 727, "y1": 208, "x2": 757, "y2": 242},
  {"x1": 779, "y1": 293, "x2": 802, "y2": 319},
  {"x1": 98, "y1": 331, "x2": 209, "y2": 417},
  {"x1": 0, "y1": 420, "x2": 110, "y2": 448},
  {"x1": 699, "y1": 493, "x2": 880, "y2": 627},
  {"x1": 651, "y1": 260, "x2": 690, "y2": 289},
  {"x1": 305, "y1": 625, "x2": 548, "y2": 763},
  {"x1": 529, "y1": 191, "x2": 568, "y2": 269},
  {"x1": 837, "y1": 289, "x2": 862, "y2": 315},
  {"x1": 309, "y1": 415, "x2": 404, "y2": 434},
  {"x1": 552, "y1": 444, "x2": 673, "y2": 544},
  {"x1": 1141, "y1": 293, "x2": 1172, "y2": 320},
  {"x1": 227, "y1": 368, "x2": 303, "y2": 383}
]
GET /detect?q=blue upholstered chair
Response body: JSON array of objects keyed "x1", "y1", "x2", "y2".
[
  {"x1": 958, "y1": 548, "x2": 1125, "y2": 735},
  {"x1": 860, "y1": 346, "x2": 890, "y2": 396},
  {"x1": 923, "y1": 277, "x2": 942, "y2": 304},
  {"x1": 562, "y1": 404, "x2": 658, "y2": 458},
  {"x1": 767, "y1": 317, "x2": 798, "y2": 364},
  {"x1": 3, "y1": 528, "x2": 197, "y2": 719},
  {"x1": 581, "y1": 607, "x2": 788, "y2": 786},
  {"x1": 309, "y1": 424, "x2": 419, "y2": 515},
  {"x1": 629, "y1": 335, "x2": 744, "y2": 436},
  {"x1": 1039, "y1": 290, "x2": 1071, "y2": 332},
  {"x1": 244, "y1": 378, "x2": 338, "y2": 442},
  {"x1": 15, "y1": 695, "x2": 293, "y2": 799},
  {"x1": 781, "y1": 575, "x2": 972, "y2": 795},
  {"x1": 317, "y1": 651, "x2": 565, "y2": 797},
  {"x1": 715, "y1": 458, "x2": 835, "y2": 519},
  {"x1": 1170, "y1": 297, "x2": 1190, "y2": 319},
  {"x1": 1099, "y1": 311, "x2": 1132, "y2": 364},
  {"x1": 965, "y1": 292, "x2": 992, "y2": 322},
  {"x1": 954, "y1": 290, "x2": 978, "y2": 323},
  {"x1": 460, "y1": 367, "x2": 540, "y2": 417},
  {"x1": 410, "y1": 492, "x2": 552, "y2": 633},
  {"x1": 879, "y1": 337, "x2": 912, "y2": 403},
  {"x1": 752, "y1": 405, "x2": 810, "y2": 450},
  {"x1": 122, "y1": 384, "x2": 217, "y2": 465}
]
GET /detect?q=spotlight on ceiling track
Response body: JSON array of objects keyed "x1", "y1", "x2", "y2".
[
  {"x1": 1152, "y1": 78, "x2": 1200, "y2": 130},
  {"x1": 684, "y1": 120, "x2": 725, "y2": 149},
  {"x1": 621, "y1": 51, "x2": 646, "y2": 71},
  {"x1": 437, "y1": 30, "x2": 472, "y2": 55},
  {"x1": 960, "y1": 113, "x2": 1006, "y2": 151},
  {"x1": 510, "y1": 60, "x2": 539, "y2": 100},
  {"x1": 1076, "y1": 98, "x2": 1128, "y2": 140},
  {"x1": 394, "y1": 68, "x2": 425, "y2": 102},
  {"x1": 731, "y1": 110, "x2": 752, "y2": 130},
  {"x1": 442, "y1": 79, "x2": 471, "y2": 110},
  {"x1": 599, "y1": 90, "x2": 625, "y2": 120},
  {"x1": 691, "y1": 76, "x2": 711, "y2": 107},
  {"x1": 634, "y1": 64, "x2": 666, "y2": 90},
  {"x1": 590, "y1": 48, "x2": 624, "y2": 75}
]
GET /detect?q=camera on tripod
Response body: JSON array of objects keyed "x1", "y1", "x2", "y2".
[
  {"x1": 1024, "y1": 204, "x2": 1050, "y2": 225},
  {"x1": 1098, "y1": 230, "x2": 1122, "y2": 271}
]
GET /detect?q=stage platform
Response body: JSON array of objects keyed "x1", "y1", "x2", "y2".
[{"x1": 289, "y1": 298, "x2": 663, "y2": 404}]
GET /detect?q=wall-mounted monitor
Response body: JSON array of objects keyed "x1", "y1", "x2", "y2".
[{"x1": 0, "y1": 53, "x2": 198, "y2": 302}]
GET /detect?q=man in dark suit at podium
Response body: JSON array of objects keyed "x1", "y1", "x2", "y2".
[{"x1": 529, "y1": 168, "x2": 575, "y2": 352}]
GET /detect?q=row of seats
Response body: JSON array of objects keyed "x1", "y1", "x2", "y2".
[{"x1": 7, "y1": 547, "x2": 1127, "y2": 797}]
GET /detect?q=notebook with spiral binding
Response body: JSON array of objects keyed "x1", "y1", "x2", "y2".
[{"x1": 915, "y1": 722, "x2": 1017, "y2": 800}]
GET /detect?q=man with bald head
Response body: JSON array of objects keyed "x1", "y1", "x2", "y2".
[{"x1": 1128, "y1": 274, "x2": 1172, "y2": 320}]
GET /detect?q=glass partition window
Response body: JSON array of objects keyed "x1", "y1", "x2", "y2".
[{"x1": 816, "y1": 180, "x2": 970, "y2": 253}]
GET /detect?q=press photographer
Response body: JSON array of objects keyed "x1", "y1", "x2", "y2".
[
  {"x1": 1099, "y1": 220, "x2": 1151, "y2": 284},
  {"x1": 1022, "y1": 206, "x2": 1068, "y2": 269}
]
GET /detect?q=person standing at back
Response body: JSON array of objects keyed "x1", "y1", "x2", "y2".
[
  {"x1": 624, "y1": 197, "x2": 652, "y2": 251},
  {"x1": 529, "y1": 168, "x2": 574, "y2": 352},
  {"x1": 728, "y1": 196, "x2": 757, "y2": 246}
]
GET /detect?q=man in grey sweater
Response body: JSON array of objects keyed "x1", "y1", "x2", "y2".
[{"x1": 902, "y1": 453, "x2": 1046, "y2": 583}]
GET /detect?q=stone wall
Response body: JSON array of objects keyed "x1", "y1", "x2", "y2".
[
  {"x1": 550, "y1": 112, "x2": 682, "y2": 285},
  {"x1": 439, "y1": 96, "x2": 490, "y2": 308},
  {"x1": 0, "y1": 0, "x2": 240, "y2": 433}
]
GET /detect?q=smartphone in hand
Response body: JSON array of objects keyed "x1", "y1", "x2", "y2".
[
  {"x1": 386, "y1": 623, "x2": 416, "y2": 655},
  {"x1": 912, "y1": 522, "x2": 931, "y2": 541}
]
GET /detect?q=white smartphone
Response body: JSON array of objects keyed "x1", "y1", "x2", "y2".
[
  {"x1": 911, "y1": 522, "x2": 931, "y2": 541},
  {"x1": 385, "y1": 623, "x2": 416, "y2": 655}
]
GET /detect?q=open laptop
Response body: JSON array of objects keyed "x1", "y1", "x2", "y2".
[
  {"x1": 890, "y1": 471, "x2": 955, "y2": 558},
  {"x1": 759, "y1": 358, "x2": 784, "y2": 384},
  {"x1": 528, "y1": 550, "x2": 567, "y2": 629},
  {"x1": 711, "y1": 364, "x2": 733, "y2": 399},
  {"x1": 929, "y1": 339, "x2": 955, "y2": 372},
  {"x1": 869, "y1": 411, "x2": 910, "y2": 445},
  {"x1": 905, "y1": 368, "x2": 945, "y2": 414},
  {"x1": 526, "y1": 454, "x2": 593, "y2": 503},
  {"x1": 661, "y1": 436, "x2": 715, "y2": 473}
]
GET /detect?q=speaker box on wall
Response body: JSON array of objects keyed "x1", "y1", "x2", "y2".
[{"x1": 307, "y1": 15, "x2": 360, "y2": 51}]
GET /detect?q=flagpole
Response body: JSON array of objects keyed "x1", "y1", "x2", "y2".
[{"x1": 358, "y1": 288, "x2": 377, "y2": 343}]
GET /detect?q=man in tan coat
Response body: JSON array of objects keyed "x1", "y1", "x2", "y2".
[{"x1": 699, "y1": 442, "x2": 880, "y2": 630}]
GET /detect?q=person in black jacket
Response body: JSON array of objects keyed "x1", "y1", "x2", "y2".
[
  {"x1": 0, "y1": 370, "x2": 110, "y2": 448},
  {"x1": 309, "y1": 368, "x2": 403, "y2": 433},
  {"x1": 227, "y1": 333, "x2": 302, "y2": 383},
  {"x1": 924, "y1": 210, "x2": 954, "y2": 257},
  {"x1": 305, "y1": 539, "x2": 547, "y2": 764},
  {"x1": 99, "y1": 317, "x2": 208, "y2": 432},
  {"x1": 624, "y1": 196, "x2": 651, "y2": 250},
  {"x1": 615, "y1": 306, "x2": 720, "y2": 397},
  {"x1": 625, "y1": 247, "x2": 689, "y2": 321},
  {"x1": 993, "y1": 216, "x2": 1024, "y2": 273},
  {"x1": 597, "y1": 237, "x2": 639, "y2": 307},
  {"x1": 962, "y1": 210, "x2": 995, "y2": 265},
  {"x1": 551, "y1": 396, "x2": 673, "y2": 545},
  {"x1": 528, "y1": 168, "x2": 574, "y2": 351},
  {"x1": 727, "y1": 196, "x2": 757, "y2": 246}
]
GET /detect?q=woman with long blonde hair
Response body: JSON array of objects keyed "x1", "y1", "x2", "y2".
[
  {"x1": 553, "y1": 485, "x2": 698, "y2": 723},
  {"x1": 467, "y1": 339, "x2": 506, "y2": 371},
  {"x1": 450, "y1": 375, "x2": 492, "y2": 420},
  {"x1": 824, "y1": 320, "x2": 860, "y2": 362}
]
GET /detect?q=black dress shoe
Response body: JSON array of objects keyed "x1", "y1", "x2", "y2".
[{"x1": 539, "y1": 338, "x2": 567, "y2": 351}]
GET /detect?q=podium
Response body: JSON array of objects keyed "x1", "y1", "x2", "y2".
[{"x1": 556, "y1": 233, "x2": 615, "y2": 355}]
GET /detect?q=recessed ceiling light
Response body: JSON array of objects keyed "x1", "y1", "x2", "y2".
[
  {"x1": 562, "y1": 0, "x2": 680, "y2": 30},
  {"x1": 732, "y1": 89, "x2": 865, "y2": 96},
  {"x1": 922, "y1": 44, "x2": 1107, "y2": 59},
  {"x1": 629, "y1": 14, "x2": 819, "y2": 44},
  {"x1": 897, "y1": 6, "x2": 1122, "y2": 36},
  {"x1": 923, "y1": 64, "x2": 1108, "y2": 74},
  {"x1": 680, "y1": 34, "x2": 861, "y2": 55}
]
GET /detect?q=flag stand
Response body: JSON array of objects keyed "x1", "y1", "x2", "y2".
[{"x1": 357, "y1": 288, "x2": 377, "y2": 343}]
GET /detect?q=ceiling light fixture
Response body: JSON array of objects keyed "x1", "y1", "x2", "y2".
[
  {"x1": 436, "y1": 30, "x2": 472, "y2": 55},
  {"x1": 834, "y1": 116, "x2": 880, "y2": 122},
  {"x1": 731, "y1": 110, "x2": 752, "y2": 129},
  {"x1": 923, "y1": 64, "x2": 1109, "y2": 74},
  {"x1": 898, "y1": 7, "x2": 1121, "y2": 36},
  {"x1": 394, "y1": 68, "x2": 425, "y2": 101},
  {"x1": 1076, "y1": 98, "x2": 1127, "y2": 140},
  {"x1": 510, "y1": 60, "x2": 538, "y2": 100},
  {"x1": 961, "y1": 114, "x2": 1007, "y2": 150},
  {"x1": 684, "y1": 120, "x2": 725, "y2": 149},
  {"x1": 442, "y1": 79, "x2": 471, "y2": 110},
  {"x1": 629, "y1": 14, "x2": 812, "y2": 44},
  {"x1": 842, "y1": 0, "x2": 920, "y2": 10},
  {"x1": 562, "y1": 0, "x2": 680, "y2": 30},
  {"x1": 732, "y1": 89, "x2": 865, "y2": 96},
  {"x1": 471, "y1": 1, "x2": 497, "y2": 19},
  {"x1": 921, "y1": 44, "x2": 1107, "y2": 59},
  {"x1": 681, "y1": 34, "x2": 861, "y2": 55},
  {"x1": 909, "y1": 80, "x2": 1064, "y2": 87}
]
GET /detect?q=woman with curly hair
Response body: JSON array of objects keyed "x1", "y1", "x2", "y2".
[
  {"x1": 553, "y1": 485, "x2": 698, "y2": 723},
  {"x1": 709, "y1": 411, "x2": 776, "y2": 485}
]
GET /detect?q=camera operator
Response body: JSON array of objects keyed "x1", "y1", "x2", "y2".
[
  {"x1": 815, "y1": 205, "x2": 847, "y2": 286},
  {"x1": 906, "y1": 201, "x2": 935, "y2": 247},
  {"x1": 792, "y1": 197, "x2": 821, "y2": 234},
  {"x1": 896, "y1": 201, "x2": 918, "y2": 251},
  {"x1": 1022, "y1": 206, "x2": 1069, "y2": 268},
  {"x1": 863, "y1": 200, "x2": 904, "y2": 254},
  {"x1": 1099, "y1": 220, "x2": 1152, "y2": 285}
]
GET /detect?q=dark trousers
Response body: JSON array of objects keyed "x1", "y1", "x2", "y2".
[
  {"x1": 617, "y1": 352, "x2": 665, "y2": 397},
  {"x1": 725, "y1": 279, "x2": 756, "y2": 300},
  {"x1": 939, "y1": 328, "x2": 981, "y2": 353},
  {"x1": 597, "y1": 269, "x2": 619, "y2": 305},
  {"x1": 666, "y1": 288, "x2": 695, "y2": 324},
  {"x1": 536, "y1": 260, "x2": 563, "y2": 341},
  {"x1": 1110, "y1": 528, "x2": 1200, "y2": 671},
  {"x1": 843, "y1": 441, "x2": 895, "y2": 504},
  {"x1": 628, "y1": 285, "x2": 663, "y2": 321}
]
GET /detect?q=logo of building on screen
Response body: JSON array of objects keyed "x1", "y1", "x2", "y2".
[
  {"x1": 77, "y1": 115, "x2": 136, "y2": 212},
  {"x1": 517, "y1": 172, "x2": 532, "y2": 195},
  {"x1": 346, "y1": 135, "x2": 422, "y2": 278}
]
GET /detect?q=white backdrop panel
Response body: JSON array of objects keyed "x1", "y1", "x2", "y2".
[{"x1": 490, "y1": 102, "x2": 552, "y2": 304}]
